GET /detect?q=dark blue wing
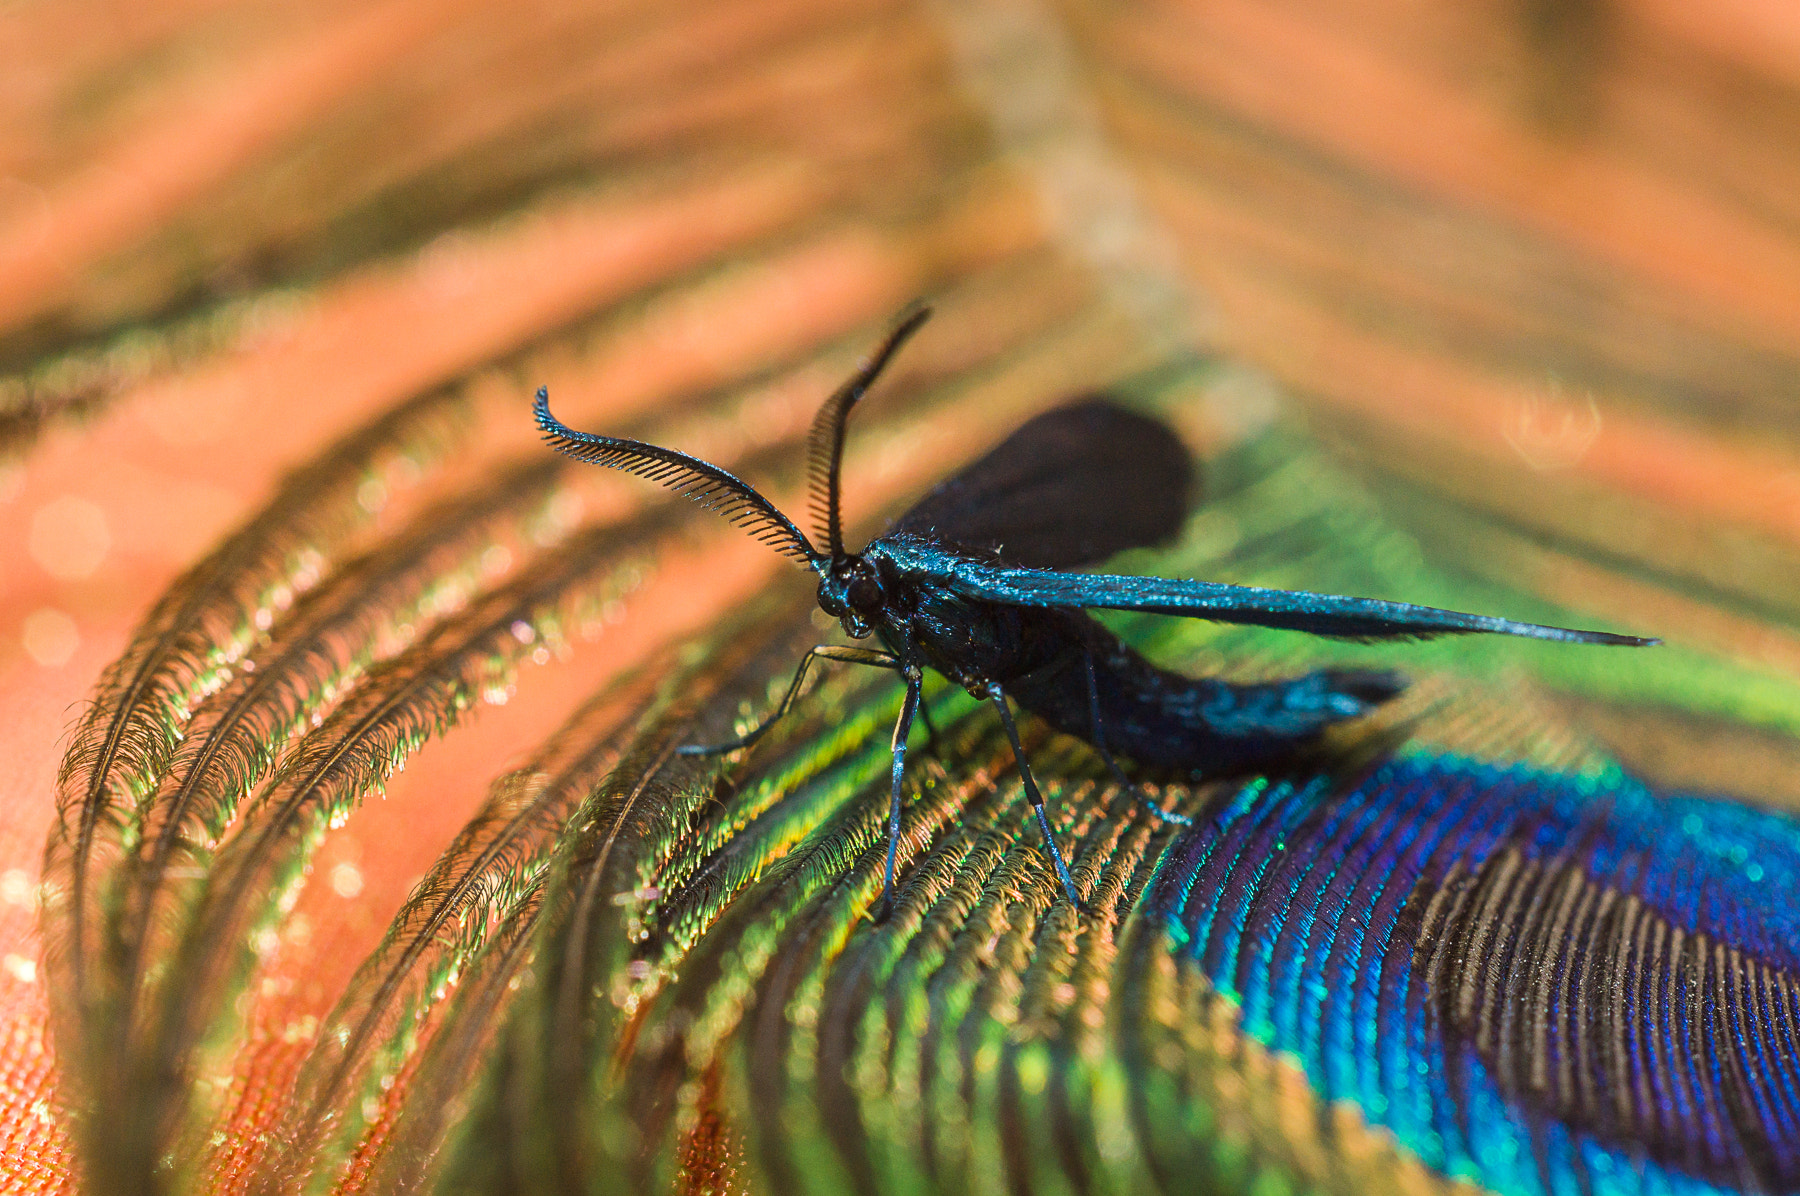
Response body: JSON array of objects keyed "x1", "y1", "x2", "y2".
[
  {"x1": 884, "y1": 398, "x2": 1193, "y2": 569},
  {"x1": 875, "y1": 542, "x2": 1656, "y2": 645}
]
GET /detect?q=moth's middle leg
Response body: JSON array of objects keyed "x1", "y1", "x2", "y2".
[
  {"x1": 878, "y1": 665, "x2": 923, "y2": 920},
  {"x1": 1081, "y1": 647, "x2": 1193, "y2": 827}
]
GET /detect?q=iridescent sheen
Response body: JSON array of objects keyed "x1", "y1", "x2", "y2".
[{"x1": 1149, "y1": 751, "x2": 1800, "y2": 1195}]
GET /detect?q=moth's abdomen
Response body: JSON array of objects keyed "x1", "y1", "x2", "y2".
[
  {"x1": 1157, "y1": 666, "x2": 1404, "y2": 742},
  {"x1": 1002, "y1": 612, "x2": 1405, "y2": 773}
]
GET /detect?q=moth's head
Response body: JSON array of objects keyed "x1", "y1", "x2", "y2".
[{"x1": 816, "y1": 553, "x2": 886, "y2": 638}]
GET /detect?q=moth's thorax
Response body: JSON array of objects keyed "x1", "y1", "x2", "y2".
[{"x1": 900, "y1": 583, "x2": 1070, "y2": 697}]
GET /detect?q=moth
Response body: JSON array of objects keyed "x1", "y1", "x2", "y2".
[{"x1": 535, "y1": 308, "x2": 1654, "y2": 913}]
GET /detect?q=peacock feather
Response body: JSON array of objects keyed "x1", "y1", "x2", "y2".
[{"x1": 5, "y1": 0, "x2": 1800, "y2": 1194}]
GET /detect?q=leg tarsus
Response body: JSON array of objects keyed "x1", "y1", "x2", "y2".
[{"x1": 987, "y1": 683, "x2": 1086, "y2": 911}]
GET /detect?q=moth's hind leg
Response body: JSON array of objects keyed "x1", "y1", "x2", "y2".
[
  {"x1": 679, "y1": 644, "x2": 899, "y2": 756},
  {"x1": 1082, "y1": 648, "x2": 1192, "y2": 827},
  {"x1": 987, "y1": 683, "x2": 1086, "y2": 911}
]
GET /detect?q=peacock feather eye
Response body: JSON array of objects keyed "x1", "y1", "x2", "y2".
[{"x1": 1150, "y1": 752, "x2": 1800, "y2": 1192}]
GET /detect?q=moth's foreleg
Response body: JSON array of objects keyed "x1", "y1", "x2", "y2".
[
  {"x1": 678, "y1": 644, "x2": 899, "y2": 756},
  {"x1": 879, "y1": 666, "x2": 923, "y2": 920},
  {"x1": 987, "y1": 683, "x2": 1085, "y2": 910},
  {"x1": 1081, "y1": 648, "x2": 1193, "y2": 827}
]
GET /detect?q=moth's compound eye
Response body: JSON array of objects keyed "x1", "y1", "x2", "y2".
[{"x1": 846, "y1": 572, "x2": 883, "y2": 614}]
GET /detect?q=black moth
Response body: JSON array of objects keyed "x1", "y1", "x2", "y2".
[{"x1": 535, "y1": 307, "x2": 1654, "y2": 914}]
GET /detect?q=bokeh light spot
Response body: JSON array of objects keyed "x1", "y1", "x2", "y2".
[
  {"x1": 330, "y1": 862, "x2": 364, "y2": 899},
  {"x1": 29, "y1": 496, "x2": 110, "y2": 579},
  {"x1": 0, "y1": 869, "x2": 33, "y2": 906},
  {"x1": 22, "y1": 608, "x2": 79, "y2": 666}
]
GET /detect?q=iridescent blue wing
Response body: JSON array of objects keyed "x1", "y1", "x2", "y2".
[
  {"x1": 877, "y1": 542, "x2": 1658, "y2": 645},
  {"x1": 884, "y1": 397, "x2": 1193, "y2": 569}
]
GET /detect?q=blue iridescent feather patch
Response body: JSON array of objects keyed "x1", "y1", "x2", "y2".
[{"x1": 1147, "y1": 750, "x2": 1800, "y2": 1195}]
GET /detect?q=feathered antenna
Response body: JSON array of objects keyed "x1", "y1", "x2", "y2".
[
  {"x1": 535, "y1": 390, "x2": 819, "y2": 563},
  {"x1": 806, "y1": 305, "x2": 932, "y2": 561}
]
